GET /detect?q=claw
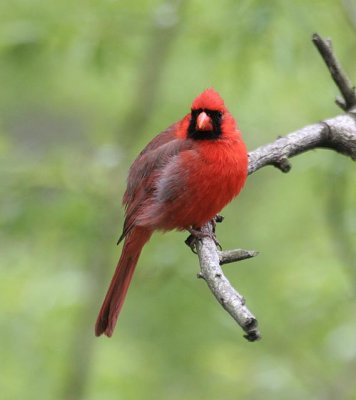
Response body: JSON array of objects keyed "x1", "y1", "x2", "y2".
[
  {"x1": 185, "y1": 234, "x2": 198, "y2": 254},
  {"x1": 185, "y1": 228, "x2": 207, "y2": 253}
]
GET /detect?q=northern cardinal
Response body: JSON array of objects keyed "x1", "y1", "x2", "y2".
[{"x1": 95, "y1": 88, "x2": 248, "y2": 337}]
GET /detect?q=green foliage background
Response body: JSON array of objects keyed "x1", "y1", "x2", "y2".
[{"x1": 1, "y1": 1, "x2": 356, "y2": 399}]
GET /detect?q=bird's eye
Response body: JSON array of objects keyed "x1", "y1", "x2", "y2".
[{"x1": 214, "y1": 111, "x2": 223, "y2": 120}]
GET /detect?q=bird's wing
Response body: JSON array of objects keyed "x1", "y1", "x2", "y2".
[
  {"x1": 118, "y1": 123, "x2": 193, "y2": 243},
  {"x1": 123, "y1": 123, "x2": 177, "y2": 206}
]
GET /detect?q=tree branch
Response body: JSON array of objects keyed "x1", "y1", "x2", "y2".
[
  {"x1": 312, "y1": 33, "x2": 356, "y2": 113},
  {"x1": 196, "y1": 224, "x2": 260, "y2": 342},
  {"x1": 194, "y1": 33, "x2": 356, "y2": 342},
  {"x1": 248, "y1": 114, "x2": 356, "y2": 175}
]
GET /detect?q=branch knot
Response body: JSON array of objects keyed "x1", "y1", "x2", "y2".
[{"x1": 273, "y1": 156, "x2": 292, "y2": 173}]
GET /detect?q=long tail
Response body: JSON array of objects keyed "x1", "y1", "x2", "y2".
[{"x1": 95, "y1": 226, "x2": 152, "y2": 337}]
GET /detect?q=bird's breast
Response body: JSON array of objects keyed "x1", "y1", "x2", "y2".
[
  {"x1": 185, "y1": 139, "x2": 247, "y2": 225},
  {"x1": 150, "y1": 138, "x2": 248, "y2": 231}
]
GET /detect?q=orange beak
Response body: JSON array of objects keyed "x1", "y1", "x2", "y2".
[{"x1": 196, "y1": 111, "x2": 213, "y2": 131}]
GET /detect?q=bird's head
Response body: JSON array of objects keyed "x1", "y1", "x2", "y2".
[{"x1": 185, "y1": 88, "x2": 235, "y2": 140}]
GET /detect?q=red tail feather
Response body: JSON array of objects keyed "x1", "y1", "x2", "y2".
[{"x1": 95, "y1": 227, "x2": 152, "y2": 337}]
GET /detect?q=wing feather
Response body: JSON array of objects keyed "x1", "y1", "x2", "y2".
[{"x1": 118, "y1": 122, "x2": 193, "y2": 243}]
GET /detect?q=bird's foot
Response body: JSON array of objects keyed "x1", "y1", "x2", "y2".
[{"x1": 185, "y1": 226, "x2": 222, "y2": 253}]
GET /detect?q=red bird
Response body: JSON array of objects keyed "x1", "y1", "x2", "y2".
[{"x1": 95, "y1": 88, "x2": 248, "y2": 337}]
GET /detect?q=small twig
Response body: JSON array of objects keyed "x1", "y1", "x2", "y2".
[
  {"x1": 312, "y1": 33, "x2": 356, "y2": 113},
  {"x1": 219, "y1": 249, "x2": 259, "y2": 265}
]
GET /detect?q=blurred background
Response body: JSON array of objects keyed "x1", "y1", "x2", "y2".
[{"x1": 1, "y1": 0, "x2": 356, "y2": 399}]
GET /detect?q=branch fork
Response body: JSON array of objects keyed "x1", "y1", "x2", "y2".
[{"x1": 194, "y1": 222, "x2": 260, "y2": 342}]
